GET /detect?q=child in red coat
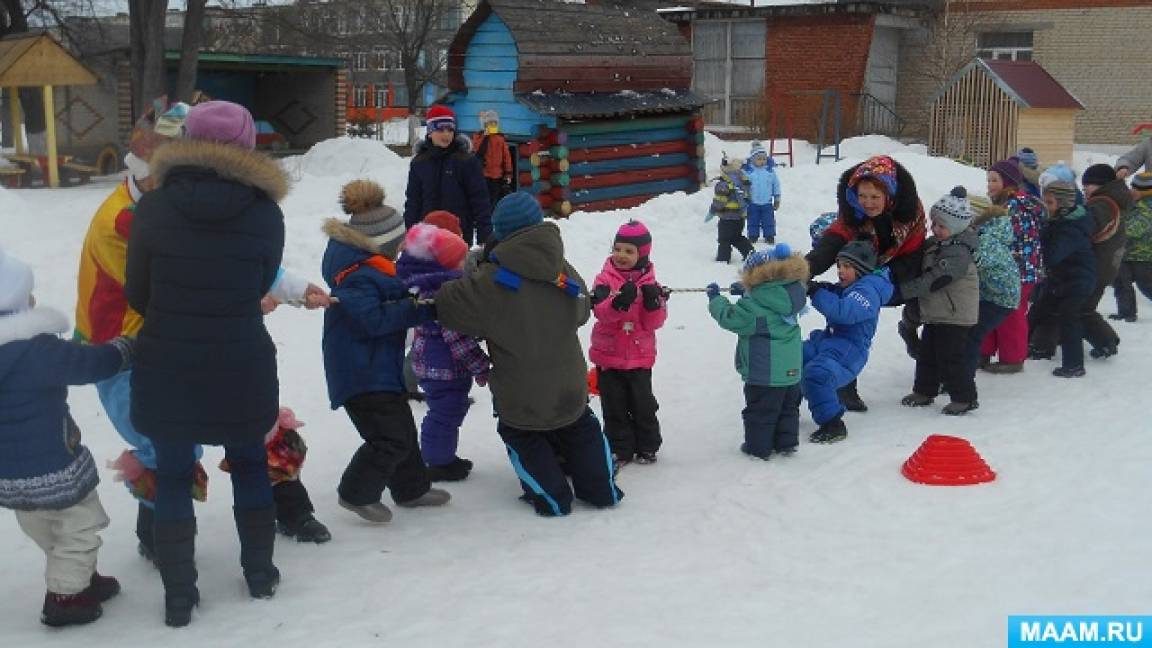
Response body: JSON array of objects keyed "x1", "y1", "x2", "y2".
[{"x1": 589, "y1": 220, "x2": 668, "y2": 472}]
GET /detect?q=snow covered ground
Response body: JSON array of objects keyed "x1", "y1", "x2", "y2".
[{"x1": 0, "y1": 135, "x2": 1148, "y2": 647}]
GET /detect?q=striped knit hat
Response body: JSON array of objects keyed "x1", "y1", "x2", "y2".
[
  {"x1": 1043, "y1": 180, "x2": 1078, "y2": 216},
  {"x1": 930, "y1": 186, "x2": 974, "y2": 235},
  {"x1": 340, "y1": 179, "x2": 405, "y2": 257}
]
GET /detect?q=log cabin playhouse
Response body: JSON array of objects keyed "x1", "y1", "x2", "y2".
[{"x1": 444, "y1": 0, "x2": 709, "y2": 216}]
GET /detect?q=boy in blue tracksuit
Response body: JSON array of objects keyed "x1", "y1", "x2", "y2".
[
  {"x1": 742, "y1": 141, "x2": 782, "y2": 244},
  {"x1": 802, "y1": 240, "x2": 894, "y2": 443},
  {"x1": 321, "y1": 179, "x2": 449, "y2": 525}
]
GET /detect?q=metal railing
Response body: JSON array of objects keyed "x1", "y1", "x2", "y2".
[{"x1": 852, "y1": 92, "x2": 906, "y2": 138}]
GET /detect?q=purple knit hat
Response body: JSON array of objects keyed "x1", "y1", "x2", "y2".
[
  {"x1": 614, "y1": 219, "x2": 652, "y2": 258},
  {"x1": 185, "y1": 101, "x2": 256, "y2": 150},
  {"x1": 989, "y1": 159, "x2": 1025, "y2": 188}
]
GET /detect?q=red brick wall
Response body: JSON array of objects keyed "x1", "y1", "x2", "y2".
[{"x1": 765, "y1": 14, "x2": 875, "y2": 141}]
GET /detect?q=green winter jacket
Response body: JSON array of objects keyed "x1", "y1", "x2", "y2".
[
  {"x1": 1124, "y1": 195, "x2": 1152, "y2": 263},
  {"x1": 972, "y1": 205, "x2": 1022, "y2": 310},
  {"x1": 708, "y1": 278, "x2": 806, "y2": 387}
]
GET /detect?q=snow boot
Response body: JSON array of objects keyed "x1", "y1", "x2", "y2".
[
  {"x1": 612, "y1": 453, "x2": 631, "y2": 476},
  {"x1": 154, "y1": 518, "x2": 199, "y2": 628},
  {"x1": 426, "y1": 457, "x2": 473, "y2": 482},
  {"x1": 634, "y1": 451, "x2": 658, "y2": 465},
  {"x1": 1108, "y1": 313, "x2": 1137, "y2": 322},
  {"x1": 942, "y1": 401, "x2": 978, "y2": 416},
  {"x1": 900, "y1": 393, "x2": 935, "y2": 407},
  {"x1": 41, "y1": 591, "x2": 102, "y2": 627},
  {"x1": 897, "y1": 319, "x2": 921, "y2": 359},
  {"x1": 82, "y1": 572, "x2": 121, "y2": 603},
  {"x1": 1052, "y1": 366, "x2": 1086, "y2": 378},
  {"x1": 136, "y1": 503, "x2": 157, "y2": 566},
  {"x1": 234, "y1": 507, "x2": 280, "y2": 599},
  {"x1": 837, "y1": 380, "x2": 868, "y2": 412},
  {"x1": 740, "y1": 443, "x2": 770, "y2": 460},
  {"x1": 775, "y1": 446, "x2": 798, "y2": 456},
  {"x1": 1089, "y1": 344, "x2": 1118, "y2": 359},
  {"x1": 809, "y1": 417, "x2": 847, "y2": 444},
  {"x1": 1028, "y1": 346, "x2": 1055, "y2": 360},
  {"x1": 986, "y1": 362, "x2": 1023, "y2": 374},
  {"x1": 395, "y1": 488, "x2": 451, "y2": 508},
  {"x1": 339, "y1": 497, "x2": 393, "y2": 523},
  {"x1": 278, "y1": 514, "x2": 331, "y2": 544}
]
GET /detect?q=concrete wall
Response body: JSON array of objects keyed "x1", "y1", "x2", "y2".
[{"x1": 254, "y1": 68, "x2": 339, "y2": 149}]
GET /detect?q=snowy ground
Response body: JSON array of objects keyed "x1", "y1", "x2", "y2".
[{"x1": 1, "y1": 135, "x2": 1149, "y2": 647}]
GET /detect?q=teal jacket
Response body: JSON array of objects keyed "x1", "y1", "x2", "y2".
[{"x1": 709, "y1": 277, "x2": 807, "y2": 387}]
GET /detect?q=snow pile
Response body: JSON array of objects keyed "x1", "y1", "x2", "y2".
[
  {"x1": 282, "y1": 136, "x2": 408, "y2": 179},
  {"x1": 0, "y1": 183, "x2": 23, "y2": 215}
]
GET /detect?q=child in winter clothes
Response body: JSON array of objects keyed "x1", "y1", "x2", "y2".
[
  {"x1": 589, "y1": 220, "x2": 668, "y2": 470},
  {"x1": 899, "y1": 191, "x2": 980, "y2": 415},
  {"x1": 396, "y1": 222, "x2": 489, "y2": 482},
  {"x1": 980, "y1": 159, "x2": 1045, "y2": 373},
  {"x1": 435, "y1": 192, "x2": 622, "y2": 517},
  {"x1": 1013, "y1": 147, "x2": 1042, "y2": 198},
  {"x1": 741, "y1": 141, "x2": 783, "y2": 244},
  {"x1": 1029, "y1": 181, "x2": 1097, "y2": 377},
  {"x1": 0, "y1": 250, "x2": 134, "y2": 627},
  {"x1": 967, "y1": 192, "x2": 1022, "y2": 379},
  {"x1": 707, "y1": 244, "x2": 808, "y2": 458},
  {"x1": 707, "y1": 155, "x2": 755, "y2": 263},
  {"x1": 803, "y1": 241, "x2": 894, "y2": 443},
  {"x1": 470, "y1": 110, "x2": 514, "y2": 208},
  {"x1": 322, "y1": 179, "x2": 450, "y2": 524},
  {"x1": 1111, "y1": 172, "x2": 1152, "y2": 321}
]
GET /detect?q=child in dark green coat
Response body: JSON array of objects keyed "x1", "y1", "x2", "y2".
[{"x1": 707, "y1": 243, "x2": 809, "y2": 459}]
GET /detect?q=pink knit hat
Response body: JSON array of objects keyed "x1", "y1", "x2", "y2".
[
  {"x1": 614, "y1": 219, "x2": 652, "y2": 258},
  {"x1": 404, "y1": 223, "x2": 469, "y2": 270},
  {"x1": 185, "y1": 100, "x2": 256, "y2": 150}
]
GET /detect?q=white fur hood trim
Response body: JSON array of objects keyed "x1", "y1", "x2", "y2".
[{"x1": 0, "y1": 307, "x2": 70, "y2": 346}]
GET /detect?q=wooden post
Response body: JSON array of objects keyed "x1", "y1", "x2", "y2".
[
  {"x1": 43, "y1": 85, "x2": 59, "y2": 188},
  {"x1": 8, "y1": 87, "x2": 25, "y2": 155}
]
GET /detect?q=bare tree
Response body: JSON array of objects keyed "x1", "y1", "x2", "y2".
[
  {"x1": 175, "y1": 0, "x2": 206, "y2": 103},
  {"x1": 371, "y1": 0, "x2": 458, "y2": 111},
  {"x1": 129, "y1": 0, "x2": 169, "y2": 115}
]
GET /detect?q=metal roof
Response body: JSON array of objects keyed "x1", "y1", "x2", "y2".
[
  {"x1": 162, "y1": 51, "x2": 346, "y2": 68},
  {"x1": 515, "y1": 89, "x2": 712, "y2": 119},
  {"x1": 980, "y1": 59, "x2": 1084, "y2": 110}
]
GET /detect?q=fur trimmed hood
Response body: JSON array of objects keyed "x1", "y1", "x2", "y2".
[
  {"x1": 742, "y1": 254, "x2": 810, "y2": 288},
  {"x1": 323, "y1": 216, "x2": 398, "y2": 257},
  {"x1": 413, "y1": 133, "x2": 473, "y2": 159},
  {"x1": 0, "y1": 307, "x2": 69, "y2": 347},
  {"x1": 151, "y1": 139, "x2": 289, "y2": 202}
]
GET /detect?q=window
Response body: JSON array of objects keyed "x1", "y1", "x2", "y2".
[
  {"x1": 692, "y1": 20, "x2": 766, "y2": 128},
  {"x1": 374, "y1": 47, "x2": 389, "y2": 70},
  {"x1": 353, "y1": 85, "x2": 368, "y2": 108},
  {"x1": 977, "y1": 31, "x2": 1033, "y2": 62},
  {"x1": 353, "y1": 51, "x2": 370, "y2": 71},
  {"x1": 438, "y1": 7, "x2": 460, "y2": 31},
  {"x1": 375, "y1": 87, "x2": 388, "y2": 108}
]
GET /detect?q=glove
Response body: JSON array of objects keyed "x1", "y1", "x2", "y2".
[
  {"x1": 590, "y1": 284, "x2": 611, "y2": 305},
  {"x1": 640, "y1": 284, "x2": 663, "y2": 311},
  {"x1": 773, "y1": 198, "x2": 781, "y2": 211},
  {"x1": 108, "y1": 336, "x2": 135, "y2": 371},
  {"x1": 705, "y1": 282, "x2": 721, "y2": 299},
  {"x1": 807, "y1": 280, "x2": 833, "y2": 297},
  {"x1": 728, "y1": 281, "x2": 745, "y2": 297},
  {"x1": 611, "y1": 281, "x2": 637, "y2": 311},
  {"x1": 475, "y1": 372, "x2": 488, "y2": 387}
]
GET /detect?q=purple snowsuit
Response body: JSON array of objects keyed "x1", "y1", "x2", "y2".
[{"x1": 396, "y1": 255, "x2": 490, "y2": 466}]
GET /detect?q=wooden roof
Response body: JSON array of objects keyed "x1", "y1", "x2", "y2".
[
  {"x1": 0, "y1": 33, "x2": 97, "y2": 88},
  {"x1": 934, "y1": 58, "x2": 1084, "y2": 110},
  {"x1": 449, "y1": 0, "x2": 692, "y2": 93}
]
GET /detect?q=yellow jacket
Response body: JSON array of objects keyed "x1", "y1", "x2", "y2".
[{"x1": 74, "y1": 179, "x2": 142, "y2": 343}]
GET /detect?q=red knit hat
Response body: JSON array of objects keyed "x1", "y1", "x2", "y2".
[
  {"x1": 404, "y1": 223, "x2": 468, "y2": 269},
  {"x1": 422, "y1": 210, "x2": 463, "y2": 238}
]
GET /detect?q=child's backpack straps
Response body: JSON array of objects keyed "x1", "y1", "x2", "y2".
[{"x1": 333, "y1": 255, "x2": 397, "y2": 286}]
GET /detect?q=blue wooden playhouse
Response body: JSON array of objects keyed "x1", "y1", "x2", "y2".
[{"x1": 445, "y1": 0, "x2": 708, "y2": 215}]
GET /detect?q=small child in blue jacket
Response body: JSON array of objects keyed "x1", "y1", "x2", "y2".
[
  {"x1": 0, "y1": 249, "x2": 133, "y2": 627},
  {"x1": 321, "y1": 180, "x2": 450, "y2": 524},
  {"x1": 742, "y1": 141, "x2": 782, "y2": 244},
  {"x1": 802, "y1": 241, "x2": 894, "y2": 443}
]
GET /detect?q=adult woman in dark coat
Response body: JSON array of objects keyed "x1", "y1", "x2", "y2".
[
  {"x1": 125, "y1": 101, "x2": 287, "y2": 627},
  {"x1": 806, "y1": 155, "x2": 927, "y2": 411},
  {"x1": 403, "y1": 104, "x2": 492, "y2": 246}
]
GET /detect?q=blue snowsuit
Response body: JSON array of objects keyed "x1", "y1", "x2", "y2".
[
  {"x1": 742, "y1": 157, "x2": 781, "y2": 241},
  {"x1": 802, "y1": 271, "x2": 894, "y2": 425}
]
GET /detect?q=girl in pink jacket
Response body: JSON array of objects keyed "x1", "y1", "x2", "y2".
[{"x1": 589, "y1": 220, "x2": 668, "y2": 472}]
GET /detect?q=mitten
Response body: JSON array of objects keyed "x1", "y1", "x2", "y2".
[
  {"x1": 773, "y1": 197, "x2": 781, "y2": 210},
  {"x1": 612, "y1": 281, "x2": 637, "y2": 311},
  {"x1": 640, "y1": 284, "x2": 663, "y2": 311},
  {"x1": 729, "y1": 282, "x2": 745, "y2": 297},
  {"x1": 705, "y1": 282, "x2": 721, "y2": 299},
  {"x1": 108, "y1": 336, "x2": 135, "y2": 371},
  {"x1": 590, "y1": 284, "x2": 611, "y2": 305}
]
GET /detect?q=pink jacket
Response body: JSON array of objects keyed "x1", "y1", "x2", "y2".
[{"x1": 589, "y1": 259, "x2": 667, "y2": 370}]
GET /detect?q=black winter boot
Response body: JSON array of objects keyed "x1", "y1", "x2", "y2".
[
  {"x1": 809, "y1": 417, "x2": 847, "y2": 444},
  {"x1": 41, "y1": 591, "x2": 102, "y2": 627},
  {"x1": 136, "y1": 503, "x2": 157, "y2": 565},
  {"x1": 154, "y1": 518, "x2": 199, "y2": 628},
  {"x1": 234, "y1": 507, "x2": 280, "y2": 599},
  {"x1": 837, "y1": 380, "x2": 868, "y2": 412}
]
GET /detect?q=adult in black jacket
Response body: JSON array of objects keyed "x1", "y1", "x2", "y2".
[
  {"x1": 805, "y1": 155, "x2": 928, "y2": 411},
  {"x1": 402, "y1": 104, "x2": 492, "y2": 246},
  {"x1": 125, "y1": 101, "x2": 286, "y2": 627}
]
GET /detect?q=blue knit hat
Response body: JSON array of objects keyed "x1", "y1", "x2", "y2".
[
  {"x1": 492, "y1": 191, "x2": 544, "y2": 241},
  {"x1": 742, "y1": 242, "x2": 793, "y2": 272}
]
